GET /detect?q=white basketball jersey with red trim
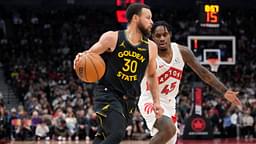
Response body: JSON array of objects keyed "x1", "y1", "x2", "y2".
[
  {"x1": 140, "y1": 42, "x2": 184, "y2": 110},
  {"x1": 139, "y1": 43, "x2": 184, "y2": 137}
]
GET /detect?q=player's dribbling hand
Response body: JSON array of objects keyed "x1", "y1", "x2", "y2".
[
  {"x1": 153, "y1": 103, "x2": 164, "y2": 119},
  {"x1": 73, "y1": 52, "x2": 85, "y2": 70},
  {"x1": 224, "y1": 89, "x2": 242, "y2": 110}
]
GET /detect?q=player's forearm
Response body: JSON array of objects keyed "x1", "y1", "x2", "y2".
[
  {"x1": 148, "y1": 74, "x2": 160, "y2": 104},
  {"x1": 86, "y1": 42, "x2": 106, "y2": 54}
]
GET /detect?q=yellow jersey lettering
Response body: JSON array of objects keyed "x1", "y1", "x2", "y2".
[
  {"x1": 117, "y1": 71, "x2": 122, "y2": 77},
  {"x1": 118, "y1": 50, "x2": 145, "y2": 63},
  {"x1": 116, "y1": 71, "x2": 137, "y2": 81},
  {"x1": 123, "y1": 75, "x2": 129, "y2": 81}
]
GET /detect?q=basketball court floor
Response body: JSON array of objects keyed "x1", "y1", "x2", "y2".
[{"x1": 2, "y1": 138, "x2": 256, "y2": 144}]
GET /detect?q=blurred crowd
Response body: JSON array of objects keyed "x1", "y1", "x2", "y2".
[{"x1": 0, "y1": 6, "x2": 256, "y2": 141}]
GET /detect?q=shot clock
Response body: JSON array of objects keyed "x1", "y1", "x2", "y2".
[{"x1": 199, "y1": 3, "x2": 220, "y2": 28}]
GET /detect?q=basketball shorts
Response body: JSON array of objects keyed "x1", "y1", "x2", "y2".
[
  {"x1": 138, "y1": 92, "x2": 178, "y2": 144},
  {"x1": 93, "y1": 85, "x2": 136, "y2": 121}
]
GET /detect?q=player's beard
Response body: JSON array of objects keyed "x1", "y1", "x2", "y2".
[
  {"x1": 159, "y1": 47, "x2": 168, "y2": 51},
  {"x1": 138, "y1": 21, "x2": 151, "y2": 37}
]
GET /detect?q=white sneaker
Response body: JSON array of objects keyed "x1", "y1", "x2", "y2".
[
  {"x1": 75, "y1": 136, "x2": 79, "y2": 141},
  {"x1": 45, "y1": 137, "x2": 50, "y2": 141},
  {"x1": 57, "y1": 136, "x2": 62, "y2": 141},
  {"x1": 86, "y1": 136, "x2": 90, "y2": 141}
]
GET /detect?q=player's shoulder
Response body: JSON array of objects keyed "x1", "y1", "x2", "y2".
[
  {"x1": 102, "y1": 31, "x2": 118, "y2": 38},
  {"x1": 99, "y1": 31, "x2": 119, "y2": 52},
  {"x1": 105, "y1": 30, "x2": 118, "y2": 34},
  {"x1": 147, "y1": 39, "x2": 158, "y2": 62},
  {"x1": 100, "y1": 31, "x2": 118, "y2": 42},
  {"x1": 176, "y1": 43, "x2": 190, "y2": 54},
  {"x1": 176, "y1": 43, "x2": 186, "y2": 50},
  {"x1": 176, "y1": 43, "x2": 195, "y2": 62},
  {"x1": 148, "y1": 39, "x2": 157, "y2": 48}
]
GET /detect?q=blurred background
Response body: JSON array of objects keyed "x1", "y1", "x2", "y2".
[{"x1": 0, "y1": 0, "x2": 255, "y2": 143}]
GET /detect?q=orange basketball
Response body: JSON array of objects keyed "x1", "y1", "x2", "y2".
[{"x1": 75, "y1": 52, "x2": 105, "y2": 83}]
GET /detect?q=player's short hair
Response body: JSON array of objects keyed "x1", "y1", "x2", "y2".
[
  {"x1": 151, "y1": 20, "x2": 172, "y2": 34},
  {"x1": 126, "y1": 3, "x2": 150, "y2": 23}
]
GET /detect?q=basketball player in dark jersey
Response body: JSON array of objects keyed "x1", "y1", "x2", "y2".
[{"x1": 74, "y1": 3, "x2": 163, "y2": 144}]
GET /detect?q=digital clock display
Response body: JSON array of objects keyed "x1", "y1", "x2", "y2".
[{"x1": 200, "y1": 4, "x2": 220, "y2": 28}]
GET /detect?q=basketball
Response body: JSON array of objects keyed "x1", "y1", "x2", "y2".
[{"x1": 75, "y1": 52, "x2": 105, "y2": 83}]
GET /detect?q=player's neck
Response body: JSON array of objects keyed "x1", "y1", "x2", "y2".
[
  {"x1": 159, "y1": 45, "x2": 172, "y2": 61},
  {"x1": 126, "y1": 25, "x2": 143, "y2": 45}
]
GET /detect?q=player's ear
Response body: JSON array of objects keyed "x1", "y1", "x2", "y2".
[{"x1": 132, "y1": 14, "x2": 139, "y2": 22}]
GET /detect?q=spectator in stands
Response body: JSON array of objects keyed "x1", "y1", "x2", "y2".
[
  {"x1": 54, "y1": 117, "x2": 68, "y2": 141},
  {"x1": 131, "y1": 110, "x2": 147, "y2": 140},
  {"x1": 241, "y1": 108, "x2": 254, "y2": 139},
  {"x1": 65, "y1": 106, "x2": 77, "y2": 140},
  {"x1": 223, "y1": 112, "x2": 232, "y2": 137},
  {"x1": 87, "y1": 110, "x2": 98, "y2": 140},
  {"x1": 76, "y1": 109, "x2": 88, "y2": 140},
  {"x1": 31, "y1": 111, "x2": 41, "y2": 133},
  {"x1": 8, "y1": 108, "x2": 20, "y2": 140},
  {"x1": 35, "y1": 118, "x2": 50, "y2": 141},
  {"x1": 0, "y1": 103, "x2": 9, "y2": 140},
  {"x1": 20, "y1": 116, "x2": 33, "y2": 140}
]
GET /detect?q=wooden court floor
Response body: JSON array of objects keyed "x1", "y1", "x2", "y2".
[{"x1": 2, "y1": 138, "x2": 256, "y2": 144}]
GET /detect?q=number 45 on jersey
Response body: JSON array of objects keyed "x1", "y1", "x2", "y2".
[{"x1": 146, "y1": 81, "x2": 177, "y2": 95}]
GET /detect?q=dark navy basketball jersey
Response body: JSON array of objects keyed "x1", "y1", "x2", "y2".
[{"x1": 99, "y1": 30, "x2": 149, "y2": 98}]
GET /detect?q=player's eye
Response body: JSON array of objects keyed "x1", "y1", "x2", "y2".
[
  {"x1": 146, "y1": 15, "x2": 151, "y2": 19},
  {"x1": 155, "y1": 34, "x2": 161, "y2": 38},
  {"x1": 163, "y1": 33, "x2": 169, "y2": 37}
]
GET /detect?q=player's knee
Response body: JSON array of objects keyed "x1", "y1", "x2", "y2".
[
  {"x1": 157, "y1": 117, "x2": 176, "y2": 141},
  {"x1": 160, "y1": 122, "x2": 176, "y2": 141},
  {"x1": 165, "y1": 124, "x2": 176, "y2": 140}
]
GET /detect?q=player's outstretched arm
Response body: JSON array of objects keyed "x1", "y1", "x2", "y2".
[
  {"x1": 147, "y1": 40, "x2": 163, "y2": 118},
  {"x1": 179, "y1": 45, "x2": 241, "y2": 107},
  {"x1": 73, "y1": 31, "x2": 117, "y2": 69}
]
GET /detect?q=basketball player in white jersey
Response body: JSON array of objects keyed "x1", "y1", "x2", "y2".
[{"x1": 138, "y1": 21, "x2": 242, "y2": 144}]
